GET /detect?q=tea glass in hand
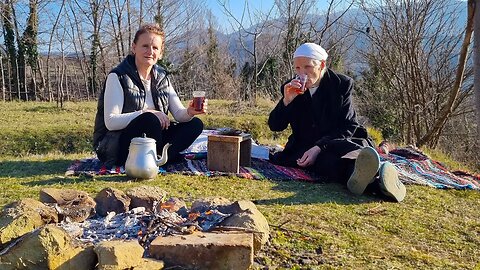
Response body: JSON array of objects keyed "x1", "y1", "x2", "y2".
[
  {"x1": 294, "y1": 74, "x2": 308, "y2": 94},
  {"x1": 192, "y1": 91, "x2": 206, "y2": 111}
]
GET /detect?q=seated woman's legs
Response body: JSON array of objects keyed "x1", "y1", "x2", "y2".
[
  {"x1": 269, "y1": 149, "x2": 303, "y2": 168},
  {"x1": 312, "y1": 139, "x2": 365, "y2": 183},
  {"x1": 313, "y1": 150, "x2": 355, "y2": 183},
  {"x1": 117, "y1": 112, "x2": 164, "y2": 165},
  {"x1": 162, "y1": 117, "x2": 203, "y2": 163}
]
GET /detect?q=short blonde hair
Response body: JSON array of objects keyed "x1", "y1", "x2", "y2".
[{"x1": 133, "y1": 24, "x2": 165, "y2": 44}]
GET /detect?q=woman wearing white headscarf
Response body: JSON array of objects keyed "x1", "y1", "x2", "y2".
[{"x1": 268, "y1": 43, "x2": 406, "y2": 202}]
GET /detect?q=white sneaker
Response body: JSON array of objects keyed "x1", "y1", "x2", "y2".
[
  {"x1": 347, "y1": 147, "x2": 380, "y2": 195},
  {"x1": 379, "y1": 162, "x2": 406, "y2": 202}
]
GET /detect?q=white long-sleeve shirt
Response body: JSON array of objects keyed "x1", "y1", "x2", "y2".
[{"x1": 103, "y1": 73, "x2": 192, "y2": 131}]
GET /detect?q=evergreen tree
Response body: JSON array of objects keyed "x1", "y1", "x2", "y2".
[
  {"x1": 21, "y1": 0, "x2": 39, "y2": 100},
  {"x1": 206, "y1": 17, "x2": 220, "y2": 98},
  {"x1": 2, "y1": 0, "x2": 18, "y2": 99},
  {"x1": 22, "y1": 0, "x2": 38, "y2": 70}
]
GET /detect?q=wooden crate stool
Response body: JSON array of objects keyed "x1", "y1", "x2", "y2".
[{"x1": 207, "y1": 133, "x2": 252, "y2": 173}]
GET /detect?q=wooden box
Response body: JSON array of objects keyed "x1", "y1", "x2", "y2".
[{"x1": 207, "y1": 133, "x2": 252, "y2": 173}]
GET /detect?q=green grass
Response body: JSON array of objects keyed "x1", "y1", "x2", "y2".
[{"x1": 1, "y1": 101, "x2": 479, "y2": 269}]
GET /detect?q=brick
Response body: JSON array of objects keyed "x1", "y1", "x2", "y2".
[{"x1": 149, "y1": 232, "x2": 253, "y2": 270}]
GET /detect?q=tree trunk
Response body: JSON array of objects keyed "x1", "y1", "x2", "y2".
[
  {"x1": 11, "y1": 0, "x2": 26, "y2": 100},
  {"x1": 139, "y1": 0, "x2": 143, "y2": 27},
  {"x1": 62, "y1": 54, "x2": 68, "y2": 101},
  {"x1": 68, "y1": 2, "x2": 90, "y2": 100},
  {"x1": 418, "y1": 0, "x2": 475, "y2": 146},
  {"x1": 106, "y1": 0, "x2": 123, "y2": 62},
  {"x1": 127, "y1": 0, "x2": 132, "y2": 47},
  {"x1": 23, "y1": 57, "x2": 28, "y2": 101},
  {"x1": 15, "y1": 57, "x2": 20, "y2": 100},
  {"x1": 32, "y1": 67, "x2": 38, "y2": 101},
  {"x1": 46, "y1": 0, "x2": 66, "y2": 101},
  {"x1": 474, "y1": 0, "x2": 480, "y2": 136},
  {"x1": 37, "y1": 59, "x2": 47, "y2": 101},
  {"x1": 0, "y1": 55, "x2": 5, "y2": 101}
]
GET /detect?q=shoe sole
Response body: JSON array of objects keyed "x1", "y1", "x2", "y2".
[
  {"x1": 347, "y1": 147, "x2": 380, "y2": 195},
  {"x1": 379, "y1": 162, "x2": 406, "y2": 202}
]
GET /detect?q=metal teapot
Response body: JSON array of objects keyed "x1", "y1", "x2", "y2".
[{"x1": 125, "y1": 134, "x2": 171, "y2": 179}]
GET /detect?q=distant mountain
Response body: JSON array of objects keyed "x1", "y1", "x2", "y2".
[{"x1": 218, "y1": 0, "x2": 468, "y2": 72}]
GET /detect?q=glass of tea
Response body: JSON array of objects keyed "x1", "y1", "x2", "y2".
[
  {"x1": 294, "y1": 74, "x2": 308, "y2": 94},
  {"x1": 192, "y1": 91, "x2": 206, "y2": 111}
]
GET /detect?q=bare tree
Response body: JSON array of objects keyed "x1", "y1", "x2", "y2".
[
  {"x1": 105, "y1": 0, "x2": 127, "y2": 61},
  {"x1": 66, "y1": 1, "x2": 90, "y2": 100},
  {"x1": 45, "y1": 0, "x2": 66, "y2": 101},
  {"x1": 218, "y1": 0, "x2": 280, "y2": 103},
  {"x1": 420, "y1": 0, "x2": 475, "y2": 146},
  {"x1": 357, "y1": 0, "x2": 473, "y2": 148}
]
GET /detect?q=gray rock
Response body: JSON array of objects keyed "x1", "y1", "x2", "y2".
[
  {"x1": 0, "y1": 199, "x2": 57, "y2": 248},
  {"x1": 134, "y1": 258, "x2": 165, "y2": 269},
  {"x1": 220, "y1": 200, "x2": 270, "y2": 253},
  {"x1": 0, "y1": 224, "x2": 96, "y2": 270},
  {"x1": 95, "y1": 187, "x2": 131, "y2": 217},
  {"x1": 191, "y1": 197, "x2": 231, "y2": 213},
  {"x1": 94, "y1": 240, "x2": 155, "y2": 270},
  {"x1": 126, "y1": 186, "x2": 167, "y2": 212},
  {"x1": 40, "y1": 188, "x2": 95, "y2": 206},
  {"x1": 149, "y1": 232, "x2": 252, "y2": 270},
  {"x1": 40, "y1": 188, "x2": 96, "y2": 223}
]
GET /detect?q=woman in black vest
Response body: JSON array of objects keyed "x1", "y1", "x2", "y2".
[
  {"x1": 93, "y1": 24, "x2": 204, "y2": 167},
  {"x1": 268, "y1": 43, "x2": 406, "y2": 202}
]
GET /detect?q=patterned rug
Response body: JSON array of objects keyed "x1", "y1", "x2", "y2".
[
  {"x1": 380, "y1": 147, "x2": 480, "y2": 190},
  {"x1": 65, "y1": 147, "x2": 480, "y2": 190},
  {"x1": 65, "y1": 157, "x2": 319, "y2": 182}
]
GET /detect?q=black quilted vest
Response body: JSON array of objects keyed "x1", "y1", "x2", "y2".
[{"x1": 92, "y1": 55, "x2": 170, "y2": 162}]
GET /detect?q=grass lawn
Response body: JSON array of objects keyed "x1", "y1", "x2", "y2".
[{"x1": 0, "y1": 101, "x2": 479, "y2": 269}]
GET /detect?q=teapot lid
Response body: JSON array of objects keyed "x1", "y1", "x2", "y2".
[{"x1": 131, "y1": 133, "x2": 156, "y2": 144}]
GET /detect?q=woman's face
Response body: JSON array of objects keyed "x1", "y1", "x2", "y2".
[
  {"x1": 293, "y1": 57, "x2": 325, "y2": 88},
  {"x1": 131, "y1": 32, "x2": 163, "y2": 69}
]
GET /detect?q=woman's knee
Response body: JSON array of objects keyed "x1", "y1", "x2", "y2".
[
  {"x1": 189, "y1": 117, "x2": 204, "y2": 133},
  {"x1": 139, "y1": 112, "x2": 160, "y2": 124}
]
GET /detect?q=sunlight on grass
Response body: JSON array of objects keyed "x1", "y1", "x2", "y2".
[{"x1": 1, "y1": 101, "x2": 479, "y2": 268}]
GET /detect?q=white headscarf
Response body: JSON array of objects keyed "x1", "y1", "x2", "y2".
[{"x1": 293, "y1": 43, "x2": 328, "y2": 61}]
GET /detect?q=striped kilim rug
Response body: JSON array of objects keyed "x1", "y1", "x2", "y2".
[
  {"x1": 65, "y1": 157, "x2": 319, "y2": 182},
  {"x1": 65, "y1": 147, "x2": 480, "y2": 190},
  {"x1": 380, "y1": 150, "x2": 480, "y2": 190}
]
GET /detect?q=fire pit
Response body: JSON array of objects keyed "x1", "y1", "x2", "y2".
[
  {"x1": 0, "y1": 187, "x2": 270, "y2": 270},
  {"x1": 59, "y1": 201, "x2": 232, "y2": 251}
]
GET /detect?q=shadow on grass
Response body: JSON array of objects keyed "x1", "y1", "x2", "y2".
[
  {"x1": 22, "y1": 174, "x2": 132, "y2": 187},
  {"x1": 254, "y1": 180, "x2": 380, "y2": 205},
  {"x1": 0, "y1": 159, "x2": 73, "y2": 178}
]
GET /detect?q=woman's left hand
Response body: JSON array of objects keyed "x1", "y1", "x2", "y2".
[
  {"x1": 297, "y1": 146, "x2": 321, "y2": 167},
  {"x1": 187, "y1": 99, "x2": 208, "y2": 116}
]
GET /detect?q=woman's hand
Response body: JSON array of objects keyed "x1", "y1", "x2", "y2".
[
  {"x1": 283, "y1": 79, "x2": 303, "y2": 106},
  {"x1": 297, "y1": 146, "x2": 321, "y2": 167},
  {"x1": 145, "y1": 110, "x2": 170, "y2": 130},
  {"x1": 187, "y1": 99, "x2": 208, "y2": 116}
]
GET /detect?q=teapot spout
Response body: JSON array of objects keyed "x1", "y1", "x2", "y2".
[{"x1": 156, "y1": 143, "x2": 171, "y2": 166}]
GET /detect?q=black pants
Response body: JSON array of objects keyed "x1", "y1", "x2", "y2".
[
  {"x1": 270, "y1": 138, "x2": 368, "y2": 184},
  {"x1": 117, "y1": 112, "x2": 203, "y2": 166}
]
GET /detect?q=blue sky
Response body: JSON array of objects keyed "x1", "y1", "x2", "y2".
[
  {"x1": 205, "y1": 0, "x2": 276, "y2": 32},
  {"x1": 205, "y1": 0, "x2": 350, "y2": 33}
]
